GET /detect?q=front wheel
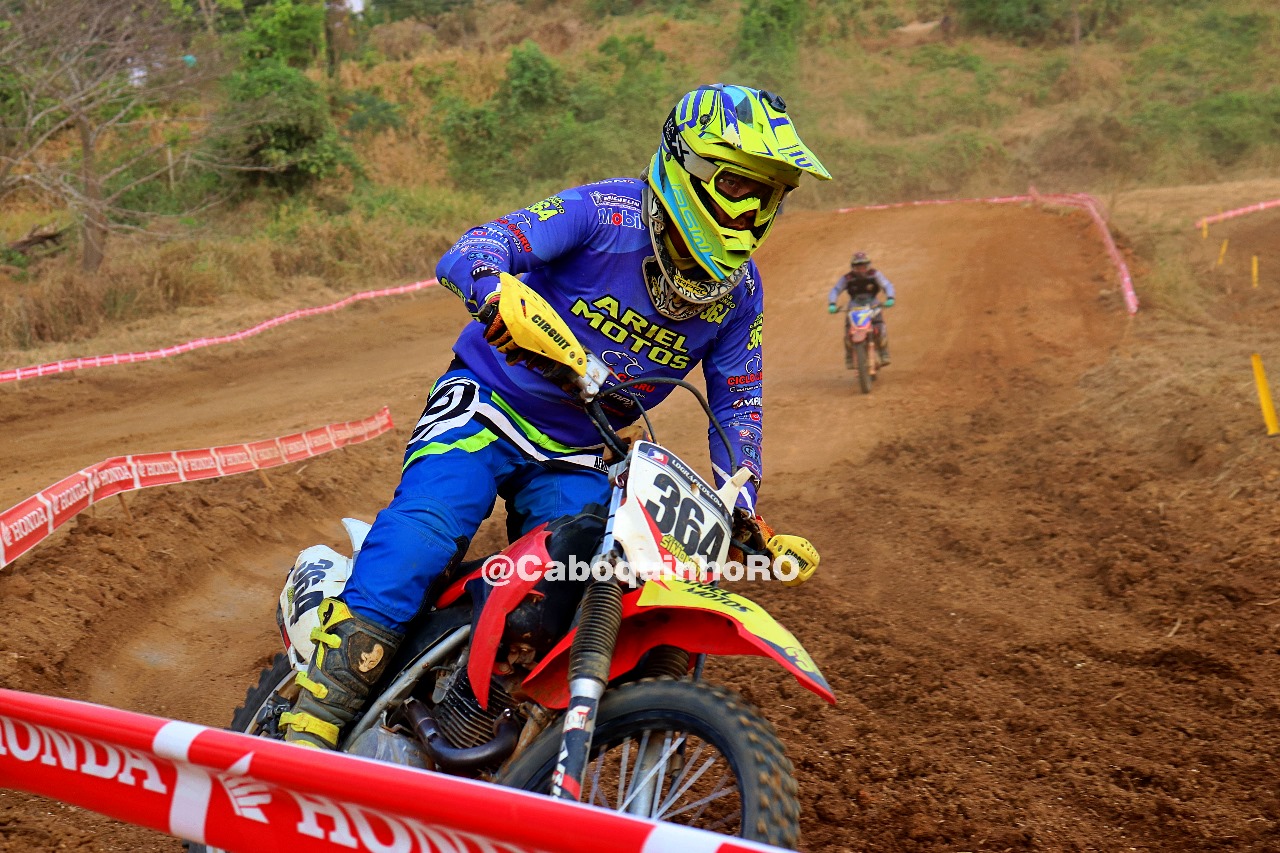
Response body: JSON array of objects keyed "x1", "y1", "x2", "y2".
[
  {"x1": 499, "y1": 680, "x2": 801, "y2": 849},
  {"x1": 854, "y1": 340, "x2": 873, "y2": 394},
  {"x1": 185, "y1": 654, "x2": 295, "y2": 853}
]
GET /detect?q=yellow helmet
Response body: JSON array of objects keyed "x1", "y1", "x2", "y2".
[{"x1": 645, "y1": 84, "x2": 830, "y2": 304}]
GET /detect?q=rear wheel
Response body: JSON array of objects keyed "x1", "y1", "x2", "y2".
[
  {"x1": 854, "y1": 340, "x2": 872, "y2": 394},
  {"x1": 500, "y1": 679, "x2": 801, "y2": 849}
]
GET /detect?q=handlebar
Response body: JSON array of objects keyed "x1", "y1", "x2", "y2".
[{"x1": 584, "y1": 376, "x2": 737, "y2": 477}]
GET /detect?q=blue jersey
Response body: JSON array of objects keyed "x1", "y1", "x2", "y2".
[{"x1": 436, "y1": 178, "x2": 765, "y2": 510}]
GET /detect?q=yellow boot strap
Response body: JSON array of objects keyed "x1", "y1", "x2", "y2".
[
  {"x1": 309, "y1": 627, "x2": 340, "y2": 650},
  {"x1": 294, "y1": 671, "x2": 328, "y2": 700},
  {"x1": 280, "y1": 711, "x2": 340, "y2": 746}
]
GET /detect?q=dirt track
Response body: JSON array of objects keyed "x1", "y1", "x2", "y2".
[{"x1": 2, "y1": 201, "x2": 1279, "y2": 851}]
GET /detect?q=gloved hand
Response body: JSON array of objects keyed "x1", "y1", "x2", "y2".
[
  {"x1": 476, "y1": 289, "x2": 517, "y2": 354},
  {"x1": 827, "y1": 303, "x2": 837, "y2": 314},
  {"x1": 477, "y1": 288, "x2": 577, "y2": 390},
  {"x1": 883, "y1": 297, "x2": 895, "y2": 308},
  {"x1": 603, "y1": 422, "x2": 652, "y2": 464},
  {"x1": 728, "y1": 509, "x2": 775, "y2": 565}
]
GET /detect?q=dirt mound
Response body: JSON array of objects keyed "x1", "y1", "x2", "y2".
[{"x1": 3, "y1": 199, "x2": 1279, "y2": 851}]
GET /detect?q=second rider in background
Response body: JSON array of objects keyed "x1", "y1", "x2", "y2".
[{"x1": 827, "y1": 251, "x2": 896, "y2": 368}]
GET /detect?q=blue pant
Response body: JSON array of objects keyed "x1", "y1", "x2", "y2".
[{"x1": 341, "y1": 369, "x2": 611, "y2": 632}]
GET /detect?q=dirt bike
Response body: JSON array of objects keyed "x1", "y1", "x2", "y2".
[
  {"x1": 191, "y1": 277, "x2": 833, "y2": 851},
  {"x1": 846, "y1": 300, "x2": 887, "y2": 394}
]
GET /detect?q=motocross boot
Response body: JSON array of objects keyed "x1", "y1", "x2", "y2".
[
  {"x1": 877, "y1": 343, "x2": 891, "y2": 367},
  {"x1": 280, "y1": 598, "x2": 403, "y2": 749}
]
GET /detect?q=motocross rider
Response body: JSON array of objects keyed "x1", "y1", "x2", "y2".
[
  {"x1": 279, "y1": 84, "x2": 832, "y2": 750},
  {"x1": 827, "y1": 251, "x2": 895, "y2": 368}
]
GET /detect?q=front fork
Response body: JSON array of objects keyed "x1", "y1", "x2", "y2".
[{"x1": 550, "y1": 574, "x2": 624, "y2": 801}]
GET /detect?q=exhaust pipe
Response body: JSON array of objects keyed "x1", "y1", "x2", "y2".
[{"x1": 404, "y1": 697, "x2": 521, "y2": 775}]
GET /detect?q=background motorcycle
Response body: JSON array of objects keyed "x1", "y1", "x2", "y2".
[{"x1": 846, "y1": 299, "x2": 887, "y2": 394}]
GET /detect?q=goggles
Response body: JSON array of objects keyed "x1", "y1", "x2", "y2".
[
  {"x1": 667, "y1": 134, "x2": 792, "y2": 228},
  {"x1": 709, "y1": 167, "x2": 790, "y2": 226}
]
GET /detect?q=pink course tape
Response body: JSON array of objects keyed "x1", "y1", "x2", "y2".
[
  {"x1": 0, "y1": 278, "x2": 438, "y2": 385},
  {"x1": 1195, "y1": 199, "x2": 1280, "y2": 229},
  {"x1": 0, "y1": 406, "x2": 394, "y2": 570}
]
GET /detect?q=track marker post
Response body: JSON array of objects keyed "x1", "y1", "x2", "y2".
[
  {"x1": 117, "y1": 494, "x2": 134, "y2": 523},
  {"x1": 1217, "y1": 239, "x2": 1229, "y2": 266},
  {"x1": 1253, "y1": 255, "x2": 1259, "y2": 288},
  {"x1": 1251, "y1": 354, "x2": 1280, "y2": 437}
]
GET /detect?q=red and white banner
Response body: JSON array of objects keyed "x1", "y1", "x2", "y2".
[
  {"x1": 1195, "y1": 198, "x2": 1280, "y2": 229},
  {"x1": 0, "y1": 407, "x2": 394, "y2": 570},
  {"x1": 0, "y1": 279, "x2": 438, "y2": 385},
  {"x1": 0, "y1": 688, "x2": 783, "y2": 853},
  {"x1": 837, "y1": 188, "x2": 1139, "y2": 315}
]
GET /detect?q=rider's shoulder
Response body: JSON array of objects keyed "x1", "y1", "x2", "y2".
[{"x1": 574, "y1": 177, "x2": 646, "y2": 209}]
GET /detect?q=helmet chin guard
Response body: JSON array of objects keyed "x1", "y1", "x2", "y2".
[{"x1": 641, "y1": 186, "x2": 744, "y2": 321}]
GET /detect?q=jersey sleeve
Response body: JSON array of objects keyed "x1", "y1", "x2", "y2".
[
  {"x1": 434, "y1": 189, "x2": 597, "y2": 315},
  {"x1": 701, "y1": 268, "x2": 765, "y2": 513},
  {"x1": 827, "y1": 277, "x2": 845, "y2": 304},
  {"x1": 876, "y1": 272, "x2": 896, "y2": 299}
]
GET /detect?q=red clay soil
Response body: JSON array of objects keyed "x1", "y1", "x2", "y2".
[{"x1": 1, "y1": 202, "x2": 1278, "y2": 852}]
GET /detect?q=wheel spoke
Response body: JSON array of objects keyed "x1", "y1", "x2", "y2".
[
  {"x1": 619, "y1": 731, "x2": 685, "y2": 813},
  {"x1": 654, "y1": 743, "x2": 717, "y2": 819},
  {"x1": 613, "y1": 737, "x2": 633, "y2": 808},
  {"x1": 620, "y1": 729, "x2": 651, "y2": 809},
  {"x1": 662, "y1": 771, "x2": 737, "y2": 822}
]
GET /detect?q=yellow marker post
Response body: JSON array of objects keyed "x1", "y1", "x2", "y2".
[
  {"x1": 1253, "y1": 255, "x2": 1259, "y2": 288},
  {"x1": 1201, "y1": 220, "x2": 1208, "y2": 239},
  {"x1": 1252, "y1": 354, "x2": 1280, "y2": 437},
  {"x1": 1216, "y1": 239, "x2": 1229, "y2": 266}
]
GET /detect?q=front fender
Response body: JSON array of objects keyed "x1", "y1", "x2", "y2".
[{"x1": 522, "y1": 579, "x2": 834, "y2": 708}]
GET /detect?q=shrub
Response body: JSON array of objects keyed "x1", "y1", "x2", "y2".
[
  {"x1": 343, "y1": 88, "x2": 405, "y2": 135},
  {"x1": 215, "y1": 62, "x2": 355, "y2": 190},
  {"x1": 956, "y1": 0, "x2": 1129, "y2": 43},
  {"x1": 735, "y1": 0, "x2": 806, "y2": 88},
  {"x1": 242, "y1": 0, "x2": 325, "y2": 68}
]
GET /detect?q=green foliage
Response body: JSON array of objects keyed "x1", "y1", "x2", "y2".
[
  {"x1": 957, "y1": 0, "x2": 1129, "y2": 42},
  {"x1": 242, "y1": 0, "x2": 325, "y2": 67},
  {"x1": 908, "y1": 45, "x2": 986, "y2": 73},
  {"x1": 343, "y1": 88, "x2": 405, "y2": 135},
  {"x1": 735, "y1": 0, "x2": 806, "y2": 88},
  {"x1": 215, "y1": 62, "x2": 354, "y2": 190},
  {"x1": 816, "y1": 129, "x2": 1008, "y2": 201},
  {"x1": 435, "y1": 35, "x2": 678, "y2": 192},
  {"x1": 1134, "y1": 88, "x2": 1280, "y2": 168},
  {"x1": 587, "y1": 0, "x2": 709, "y2": 16},
  {"x1": 366, "y1": 0, "x2": 472, "y2": 23},
  {"x1": 0, "y1": 247, "x2": 30, "y2": 270},
  {"x1": 498, "y1": 41, "x2": 564, "y2": 111},
  {"x1": 861, "y1": 69, "x2": 1010, "y2": 136},
  {"x1": 167, "y1": 0, "x2": 245, "y2": 31}
]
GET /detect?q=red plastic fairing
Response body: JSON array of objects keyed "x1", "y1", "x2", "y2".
[
  {"x1": 465, "y1": 524, "x2": 553, "y2": 710},
  {"x1": 522, "y1": 589, "x2": 836, "y2": 707}
]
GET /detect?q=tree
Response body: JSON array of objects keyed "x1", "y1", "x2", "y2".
[
  {"x1": 0, "y1": 0, "x2": 221, "y2": 272},
  {"x1": 168, "y1": 0, "x2": 246, "y2": 36}
]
